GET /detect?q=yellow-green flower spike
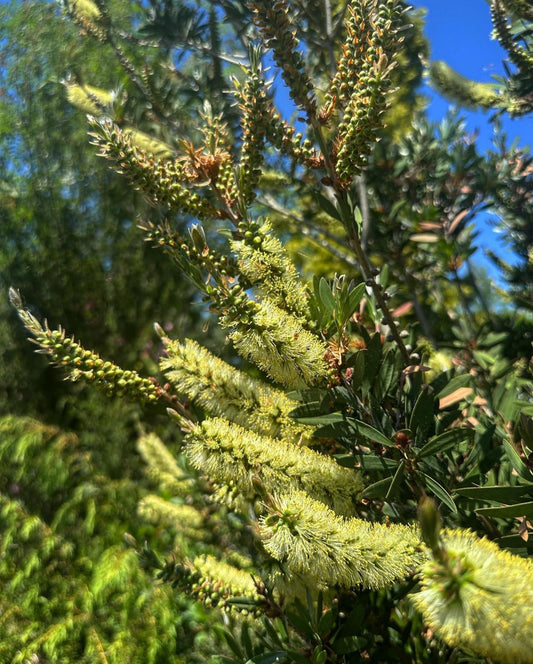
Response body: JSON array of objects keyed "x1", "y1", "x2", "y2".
[
  {"x1": 137, "y1": 433, "x2": 195, "y2": 496},
  {"x1": 227, "y1": 298, "x2": 328, "y2": 388},
  {"x1": 65, "y1": 82, "x2": 115, "y2": 115},
  {"x1": 184, "y1": 418, "x2": 362, "y2": 516},
  {"x1": 232, "y1": 218, "x2": 312, "y2": 323},
  {"x1": 412, "y1": 528, "x2": 533, "y2": 664},
  {"x1": 69, "y1": 0, "x2": 101, "y2": 22},
  {"x1": 123, "y1": 127, "x2": 174, "y2": 159},
  {"x1": 161, "y1": 338, "x2": 313, "y2": 444},
  {"x1": 260, "y1": 489, "x2": 425, "y2": 590},
  {"x1": 429, "y1": 61, "x2": 501, "y2": 111},
  {"x1": 138, "y1": 495, "x2": 204, "y2": 539}
]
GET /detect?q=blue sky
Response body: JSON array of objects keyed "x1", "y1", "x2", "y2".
[
  {"x1": 417, "y1": 0, "x2": 531, "y2": 278},
  {"x1": 419, "y1": 0, "x2": 532, "y2": 149}
]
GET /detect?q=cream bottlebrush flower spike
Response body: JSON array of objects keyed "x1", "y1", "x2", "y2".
[
  {"x1": 160, "y1": 337, "x2": 313, "y2": 444},
  {"x1": 260, "y1": 489, "x2": 425, "y2": 590},
  {"x1": 64, "y1": 82, "x2": 115, "y2": 116},
  {"x1": 69, "y1": 0, "x2": 101, "y2": 22},
  {"x1": 137, "y1": 433, "x2": 196, "y2": 496},
  {"x1": 412, "y1": 528, "x2": 533, "y2": 664},
  {"x1": 138, "y1": 496, "x2": 205, "y2": 540},
  {"x1": 184, "y1": 417, "x2": 362, "y2": 516},
  {"x1": 225, "y1": 296, "x2": 328, "y2": 388}
]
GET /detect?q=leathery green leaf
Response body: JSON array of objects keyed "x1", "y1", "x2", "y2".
[
  {"x1": 417, "y1": 427, "x2": 475, "y2": 459},
  {"x1": 423, "y1": 473, "x2": 457, "y2": 512}
]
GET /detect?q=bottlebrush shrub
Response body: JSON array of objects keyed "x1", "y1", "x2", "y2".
[{"x1": 10, "y1": 0, "x2": 533, "y2": 662}]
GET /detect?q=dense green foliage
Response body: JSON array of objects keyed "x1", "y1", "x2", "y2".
[{"x1": 3, "y1": 0, "x2": 533, "y2": 663}]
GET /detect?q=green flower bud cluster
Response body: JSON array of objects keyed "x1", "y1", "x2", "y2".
[
  {"x1": 137, "y1": 433, "x2": 196, "y2": 496},
  {"x1": 234, "y1": 50, "x2": 273, "y2": 204},
  {"x1": 247, "y1": 0, "x2": 316, "y2": 119},
  {"x1": 215, "y1": 154, "x2": 239, "y2": 209},
  {"x1": 491, "y1": 0, "x2": 533, "y2": 74},
  {"x1": 12, "y1": 301, "x2": 158, "y2": 404},
  {"x1": 184, "y1": 417, "x2": 361, "y2": 516},
  {"x1": 232, "y1": 218, "x2": 311, "y2": 323},
  {"x1": 88, "y1": 118, "x2": 216, "y2": 220},
  {"x1": 227, "y1": 297, "x2": 328, "y2": 387},
  {"x1": 327, "y1": 0, "x2": 397, "y2": 107},
  {"x1": 412, "y1": 529, "x2": 533, "y2": 664},
  {"x1": 184, "y1": 223, "x2": 239, "y2": 281},
  {"x1": 266, "y1": 112, "x2": 319, "y2": 168},
  {"x1": 141, "y1": 219, "x2": 238, "y2": 287},
  {"x1": 325, "y1": 0, "x2": 403, "y2": 182},
  {"x1": 157, "y1": 554, "x2": 261, "y2": 616},
  {"x1": 260, "y1": 489, "x2": 425, "y2": 590},
  {"x1": 210, "y1": 282, "x2": 260, "y2": 323},
  {"x1": 161, "y1": 338, "x2": 313, "y2": 445}
]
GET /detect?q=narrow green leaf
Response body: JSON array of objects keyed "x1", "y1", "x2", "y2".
[
  {"x1": 495, "y1": 534, "x2": 533, "y2": 553},
  {"x1": 503, "y1": 438, "x2": 533, "y2": 482},
  {"x1": 318, "y1": 278, "x2": 336, "y2": 318},
  {"x1": 355, "y1": 455, "x2": 399, "y2": 471},
  {"x1": 317, "y1": 608, "x2": 336, "y2": 637},
  {"x1": 314, "y1": 191, "x2": 342, "y2": 221},
  {"x1": 455, "y1": 485, "x2": 533, "y2": 502},
  {"x1": 417, "y1": 428, "x2": 475, "y2": 459},
  {"x1": 288, "y1": 402, "x2": 325, "y2": 420},
  {"x1": 222, "y1": 630, "x2": 244, "y2": 659},
  {"x1": 346, "y1": 283, "x2": 366, "y2": 317},
  {"x1": 476, "y1": 501, "x2": 533, "y2": 519},
  {"x1": 286, "y1": 606, "x2": 316, "y2": 639},
  {"x1": 436, "y1": 374, "x2": 472, "y2": 399},
  {"x1": 332, "y1": 635, "x2": 364, "y2": 656},
  {"x1": 313, "y1": 417, "x2": 394, "y2": 448},
  {"x1": 409, "y1": 387, "x2": 436, "y2": 440},
  {"x1": 363, "y1": 332, "x2": 382, "y2": 387},
  {"x1": 353, "y1": 206, "x2": 363, "y2": 234},
  {"x1": 346, "y1": 350, "x2": 365, "y2": 389},
  {"x1": 263, "y1": 619, "x2": 285, "y2": 648},
  {"x1": 517, "y1": 402, "x2": 533, "y2": 417},
  {"x1": 295, "y1": 412, "x2": 345, "y2": 426},
  {"x1": 374, "y1": 350, "x2": 400, "y2": 403},
  {"x1": 422, "y1": 473, "x2": 457, "y2": 512},
  {"x1": 385, "y1": 459, "x2": 405, "y2": 500},
  {"x1": 472, "y1": 349, "x2": 494, "y2": 369},
  {"x1": 347, "y1": 419, "x2": 395, "y2": 448},
  {"x1": 241, "y1": 622, "x2": 254, "y2": 659},
  {"x1": 363, "y1": 476, "x2": 394, "y2": 498}
]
